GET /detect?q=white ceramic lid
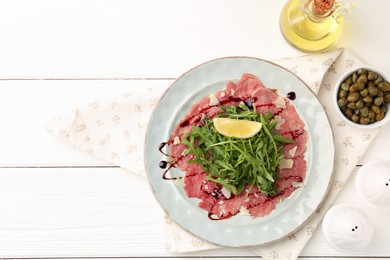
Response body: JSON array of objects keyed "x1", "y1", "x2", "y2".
[
  {"x1": 355, "y1": 159, "x2": 390, "y2": 210},
  {"x1": 322, "y1": 203, "x2": 374, "y2": 252}
]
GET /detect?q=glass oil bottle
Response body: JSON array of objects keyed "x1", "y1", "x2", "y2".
[{"x1": 279, "y1": 0, "x2": 354, "y2": 52}]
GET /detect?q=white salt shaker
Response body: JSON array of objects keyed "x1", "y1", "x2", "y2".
[
  {"x1": 355, "y1": 159, "x2": 390, "y2": 210},
  {"x1": 322, "y1": 203, "x2": 374, "y2": 252}
]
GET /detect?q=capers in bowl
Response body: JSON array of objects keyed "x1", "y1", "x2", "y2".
[{"x1": 335, "y1": 67, "x2": 390, "y2": 128}]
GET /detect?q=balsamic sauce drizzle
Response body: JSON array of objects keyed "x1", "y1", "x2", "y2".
[
  {"x1": 158, "y1": 142, "x2": 169, "y2": 156},
  {"x1": 206, "y1": 176, "x2": 303, "y2": 220},
  {"x1": 159, "y1": 160, "x2": 168, "y2": 169},
  {"x1": 159, "y1": 141, "x2": 181, "y2": 180},
  {"x1": 287, "y1": 91, "x2": 296, "y2": 100},
  {"x1": 158, "y1": 91, "x2": 304, "y2": 220},
  {"x1": 162, "y1": 162, "x2": 178, "y2": 180}
]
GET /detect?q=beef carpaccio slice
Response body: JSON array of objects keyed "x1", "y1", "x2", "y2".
[{"x1": 167, "y1": 73, "x2": 308, "y2": 220}]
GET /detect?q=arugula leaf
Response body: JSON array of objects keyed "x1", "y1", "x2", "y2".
[{"x1": 181, "y1": 104, "x2": 293, "y2": 196}]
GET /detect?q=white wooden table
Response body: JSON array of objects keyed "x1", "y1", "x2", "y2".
[{"x1": 1, "y1": 1, "x2": 389, "y2": 259}]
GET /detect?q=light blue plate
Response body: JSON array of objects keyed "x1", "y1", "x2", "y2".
[{"x1": 145, "y1": 57, "x2": 334, "y2": 247}]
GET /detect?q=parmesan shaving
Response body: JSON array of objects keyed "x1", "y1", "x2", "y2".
[
  {"x1": 209, "y1": 93, "x2": 220, "y2": 106},
  {"x1": 288, "y1": 146, "x2": 298, "y2": 157},
  {"x1": 274, "y1": 115, "x2": 286, "y2": 130},
  {"x1": 221, "y1": 187, "x2": 231, "y2": 199},
  {"x1": 273, "y1": 96, "x2": 286, "y2": 108},
  {"x1": 173, "y1": 136, "x2": 181, "y2": 145},
  {"x1": 279, "y1": 158, "x2": 294, "y2": 169},
  {"x1": 239, "y1": 206, "x2": 251, "y2": 216},
  {"x1": 293, "y1": 182, "x2": 304, "y2": 188}
]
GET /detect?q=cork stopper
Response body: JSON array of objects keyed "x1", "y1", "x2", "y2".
[{"x1": 308, "y1": 0, "x2": 335, "y2": 16}]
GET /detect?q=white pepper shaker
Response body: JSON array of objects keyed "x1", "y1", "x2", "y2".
[
  {"x1": 322, "y1": 203, "x2": 374, "y2": 252},
  {"x1": 355, "y1": 159, "x2": 390, "y2": 210}
]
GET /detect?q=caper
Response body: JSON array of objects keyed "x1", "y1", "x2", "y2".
[
  {"x1": 372, "y1": 104, "x2": 381, "y2": 114},
  {"x1": 341, "y1": 83, "x2": 350, "y2": 91},
  {"x1": 368, "y1": 71, "x2": 379, "y2": 81},
  {"x1": 357, "y1": 68, "x2": 367, "y2": 75},
  {"x1": 345, "y1": 108, "x2": 354, "y2": 118},
  {"x1": 375, "y1": 76, "x2": 383, "y2": 85},
  {"x1": 380, "y1": 104, "x2": 388, "y2": 113},
  {"x1": 367, "y1": 81, "x2": 375, "y2": 88},
  {"x1": 360, "y1": 88, "x2": 369, "y2": 97},
  {"x1": 356, "y1": 100, "x2": 364, "y2": 109},
  {"x1": 353, "y1": 81, "x2": 365, "y2": 91},
  {"x1": 368, "y1": 110, "x2": 376, "y2": 119},
  {"x1": 345, "y1": 76, "x2": 353, "y2": 85},
  {"x1": 360, "y1": 117, "x2": 370, "y2": 125},
  {"x1": 349, "y1": 85, "x2": 358, "y2": 93},
  {"x1": 378, "y1": 81, "x2": 390, "y2": 92},
  {"x1": 384, "y1": 93, "x2": 390, "y2": 103},
  {"x1": 339, "y1": 90, "x2": 348, "y2": 99},
  {"x1": 338, "y1": 98, "x2": 348, "y2": 108},
  {"x1": 360, "y1": 107, "x2": 369, "y2": 117},
  {"x1": 352, "y1": 72, "x2": 358, "y2": 83},
  {"x1": 351, "y1": 114, "x2": 360, "y2": 123},
  {"x1": 374, "y1": 96, "x2": 384, "y2": 106},
  {"x1": 376, "y1": 112, "x2": 385, "y2": 121},
  {"x1": 357, "y1": 74, "x2": 368, "y2": 85},
  {"x1": 347, "y1": 92, "x2": 360, "y2": 102},
  {"x1": 368, "y1": 86, "x2": 379, "y2": 96},
  {"x1": 363, "y1": 95, "x2": 373, "y2": 104},
  {"x1": 347, "y1": 102, "x2": 357, "y2": 109}
]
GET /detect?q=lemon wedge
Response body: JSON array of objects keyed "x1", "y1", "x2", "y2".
[{"x1": 213, "y1": 118, "x2": 262, "y2": 139}]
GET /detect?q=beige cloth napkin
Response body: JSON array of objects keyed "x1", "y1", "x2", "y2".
[{"x1": 45, "y1": 48, "x2": 381, "y2": 260}]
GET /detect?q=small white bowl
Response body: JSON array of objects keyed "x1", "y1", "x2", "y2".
[{"x1": 334, "y1": 66, "x2": 390, "y2": 129}]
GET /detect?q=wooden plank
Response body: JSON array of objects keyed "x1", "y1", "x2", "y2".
[
  {"x1": 0, "y1": 167, "x2": 165, "y2": 257},
  {"x1": 0, "y1": 0, "x2": 296, "y2": 79},
  {"x1": 1, "y1": 80, "x2": 389, "y2": 167},
  {"x1": 0, "y1": 167, "x2": 389, "y2": 258},
  {"x1": 0, "y1": 0, "x2": 389, "y2": 79},
  {"x1": 0, "y1": 167, "x2": 255, "y2": 257},
  {"x1": 0, "y1": 80, "x2": 169, "y2": 167}
]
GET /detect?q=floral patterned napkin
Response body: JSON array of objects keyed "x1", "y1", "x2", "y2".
[{"x1": 45, "y1": 48, "x2": 380, "y2": 260}]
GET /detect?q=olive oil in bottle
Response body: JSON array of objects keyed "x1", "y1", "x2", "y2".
[{"x1": 279, "y1": 0, "x2": 354, "y2": 52}]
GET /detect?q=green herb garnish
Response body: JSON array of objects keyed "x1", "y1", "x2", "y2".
[{"x1": 181, "y1": 105, "x2": 293, "y2": 196}]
